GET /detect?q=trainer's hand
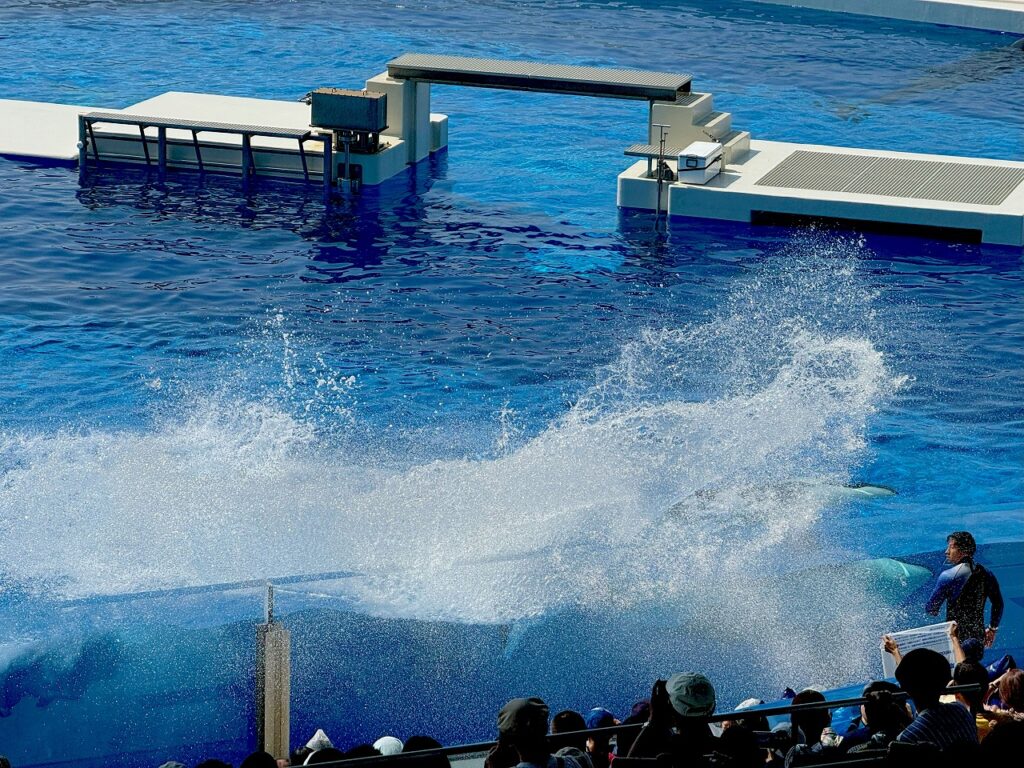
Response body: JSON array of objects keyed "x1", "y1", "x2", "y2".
[{"x1": 882, "y1": 635, "x2": 899, "y2": 655}]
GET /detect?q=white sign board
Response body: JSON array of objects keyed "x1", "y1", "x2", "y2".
[{"x1": 880, "y1": 621, "x2": 956, "y2": 677}]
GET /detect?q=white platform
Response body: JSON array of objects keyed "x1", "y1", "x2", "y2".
[
  {"x1": 0, "y1": 91, "x2": 448, "y2": 186},
  {"x1": 749, "y1": 0, "x2": 1024, "y2": 33},
  {"x1": 618, "y1": 140, "x2": 1024, "y2": 246},
  {"x1": 0, "y1": 99, "x2": 106, "y2": 161}
]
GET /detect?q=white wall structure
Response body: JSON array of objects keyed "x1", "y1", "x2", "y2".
[{"x1": 748, "y1": 0, "x2": 1024, "y2": 34}]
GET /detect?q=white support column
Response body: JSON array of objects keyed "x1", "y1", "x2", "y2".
[
  {"x1": 364, "y1": 72, "x2": 432, "y2": 165},
  {"x1": 256, "y1": 584, "x2": 291, "y2": 759}
]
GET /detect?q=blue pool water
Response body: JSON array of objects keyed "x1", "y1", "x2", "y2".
[{"x1": 0, "y1": 0, "x2": 1022, "y2": 764}]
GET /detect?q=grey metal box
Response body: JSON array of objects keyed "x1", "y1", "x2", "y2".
[{"x1": 310, "y1": 88, "x2": 388, "y2": 133}]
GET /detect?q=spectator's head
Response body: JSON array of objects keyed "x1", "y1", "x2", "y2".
[
  {"x1": 895, "y1": 648, "x2": 951, "y2": 709},
  {"x1": 999, "y1": 669, "x2": 1024, "y2": 712},
  {"x1": 373, "y1": 737, "x2": 404, "y2": 756},
  {"x1": 952, "y1": 661, "x2": 990, "y2": 713},
  {"x1": 980, "y1": 720, "x2": 1024, "y2": 761},
  {"x1": 946, "y1": 531, "x2": 976, "y2": 564},
  {"x1": 498, "y1": 697, "x2": 550, "y2": 761},
  {"x1": 551, "y1": 710, "x2": 587, "y2": 751},
  {"x1": 860, "y1": 681, "x2": 912, "y2": 735},
  {"x1": 305, "y1": 748, "x2": 346, "y2": 765},
  {"x1": 240, "y1": 753, "x2": 277, "y2": 768},
  {"x1": 717, "y1": 725, "x2": 763, "y2": 768},
  {"x1": 306, "y1": 730, "x2": 333, "y2": 752},
  {"x1": 344, "y1": 746, "x2": 381, "y2": 760},
  {"x1": 721, "y1": 698, "x2": 769, "y2": 733},
  {"x1": 790, "y1": 689, "x2": 830, "y2": 745},
  {"x1": 666, "y1": 672, "x2": 716, "y2": 727},
  {"x1": 615, "y1": 701, "x2": 650, "y2": 756},
  {"x1": 403, "y1": 736, "x2": 449, "y2": 768},
  {"x1": 0, "y1": 756, "x2": 10, "y2": 768},
  {"x1": 289, "y1": 748, "x2": 312, "y2": 767},
  {"x1": 197, "y1": 761, "x2": 232, "y2": 768}
]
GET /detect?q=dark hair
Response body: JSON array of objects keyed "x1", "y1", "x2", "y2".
[
  {"x1": 289, "y1": 748, "x2": 312, "y2": 767},
  {"x1": 552, "y1": 710, "x2": 586, "y2": 733},
  {"x1": 980, "y1": 720, "x2": 1024, "y2": 761},
  {"x1": 344, "y1": 746, "x2": 381, "y2": 760},
  {"x1": 1, "y1": 756, "x2": 11, "y2": 768},
  {"x1": 197, "y1": 761, "x2": 232, "y2": 768},
  {"x1": 790, "y1": 689, "x2": 830, "y2": 745},
  {"x1": 862, "y1": 689, "x2": 912, "y2": 735},
  {"x1": 999, "y1": 669, "x2": 1024, "y2": 711},
  {"x1": 615, "y1": 709, "x2": 649, "y2": 757},
  {"x1": 948, "y1": 531, "x2": 977, "y2": 558},
  {"x1": 953, "y1": 661, "x2": 990, "y2": 712},
  {"x1": 895, "y1": 648, "x2": 952, "y2": 703},
  {"x1": 403, "y1": 736, "x2": 450, "y2": 768},
  {"x1": 240, "y1": 752, "x2": 278, "y2": 768},
  {"x1": 551, "y1": 710, "x2": 587, "y2": 751}
]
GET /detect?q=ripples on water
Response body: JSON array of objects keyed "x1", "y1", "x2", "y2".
[{"x1": 0, "y1": 0, "x2": 1021, "y2": 737}]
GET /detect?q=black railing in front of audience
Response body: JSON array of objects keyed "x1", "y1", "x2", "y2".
[{"x1": 299, "y1": 683, "x2": 986, "y2": 768}]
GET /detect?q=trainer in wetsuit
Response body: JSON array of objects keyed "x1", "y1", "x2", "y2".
[{"x1": 925, "y1": 531, "x2": 1003, "y2": 647}]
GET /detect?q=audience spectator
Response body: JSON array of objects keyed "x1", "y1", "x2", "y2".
[
  {"x1": 240, "y1": 752, "x2": 277, "y2": 768},
  {"x1": 613, "y1": 700, "x2": 649, "y2": 758},
  {"x1": 496, "y1": 697, "x2": 588, "y2": 768},
  {"x1": 788, "y1": 690, "x2": 830, "y2": 747},
  {"x1": 627, "y1": 673, "x2": 718, "y2": 764},
  {"x1": 402, "y1": 735, "x2": 451, "y2": 768},
  {"x1": 551, "y1": 710, "x2": 588, "y2": 752},
  {"x1": 344, "y1": 745, "x2": 382, "y2": 759},
  {"x1": 0, "y1": 756, "x2": 9, "y2": 768},
  {"x1": 985, "y1": 668, "x2": 1024, "y2": 726},
  {"x1": 844, "y1": 682, "x2": 912, "y2": 753},
  {"x1": 894, "y1": 648, "x2": 978, "y2": 750},
  {"x1": 276, "y1": 759, "x2": 290, "y2": 768},
  {"x1": 979, "y1": 719, "x2": 1024, "y2": 761},
  {"x1": 583, "y1": 708, "x2": 616, "y2": 768},
  {"x1": 196, "y1": 761, "x2": 232, "y2": 768},
  {"x1": 289, "y1": 748, "x2": 313, "y2": 767},
  {"x1": 714, "y1": 724, "x2": 764, "y2": 768},
  {"x1": 951, "y1": 660, "x2": 995, "y2": 740},
  {"x1": 307, "y1": 730, "x2": 334, "y2": 752},
  {"x1": 373, "y1": 737, "x2": 404, "y2": 756}
]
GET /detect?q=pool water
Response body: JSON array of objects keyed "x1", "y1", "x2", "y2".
[{"x1": 0, "y1": 0, "x2": 1022, "y2": 763}]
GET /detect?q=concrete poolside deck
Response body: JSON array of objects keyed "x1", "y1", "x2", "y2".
[
  {"x1": 618, "y1": 140, "x2": 1024, "y2": 246},
  {"x1": 750, "y1": 0, "x2": 1024, "y2": 34}
]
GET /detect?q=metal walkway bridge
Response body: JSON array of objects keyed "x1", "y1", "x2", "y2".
[{"x1": 386, "y1": 53, "x2": 692, "y2": 101}]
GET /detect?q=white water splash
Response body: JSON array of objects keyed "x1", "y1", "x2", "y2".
[{"x1": 0, "y1": 236, "x2": 906, "y2": 685}]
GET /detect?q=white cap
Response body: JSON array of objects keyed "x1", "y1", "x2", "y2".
[
  {"x1": 306, "y1": 728, "x2": 333, "y2": 751},
  {"x1": 373, "y1": 736, "x2": 404, "y2": 756}
]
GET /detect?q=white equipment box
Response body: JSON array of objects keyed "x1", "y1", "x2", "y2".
[{"x1": 677, "y1": 141, "x2": 723, "y2": 185}]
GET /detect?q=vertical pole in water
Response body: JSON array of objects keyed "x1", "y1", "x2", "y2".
[
  {"x1": 256, "y1": 581, "x2": 290, "y2": 759},
  {"x1": 652, "y1": 123, "x2": 669, "y2": 232},
  {"x1": 322, "y1": 134, "x2": 334, "y2": 204},
  {"x1": 77, "y1": 115, "x2": 88, "y2": 183},
  {"x1": 157, "y1": 127, "x2": 167, "y2": 183}
]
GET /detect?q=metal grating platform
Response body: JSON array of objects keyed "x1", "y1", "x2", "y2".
[
  {"x1": 755, "y1": 150, "x2": 1024, "y2": 206},
  {"x1": 387, "y1": 53, "x2": 690, "y2": 101}
]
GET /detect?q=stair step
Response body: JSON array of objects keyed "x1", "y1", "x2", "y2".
[
  {"x1": 675, "y1": 91, "x2": 714, "y2": 120},
  {"x1": 694, "y1": 110, "x2": 732, "y2": 140},
  {"x1": 720, "y1": 129, "x2": 751, "y2": 165}
]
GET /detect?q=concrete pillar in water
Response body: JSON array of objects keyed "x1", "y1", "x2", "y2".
[{"x1": 256, "y1": 583, "x2": 291, "y2": 759}]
